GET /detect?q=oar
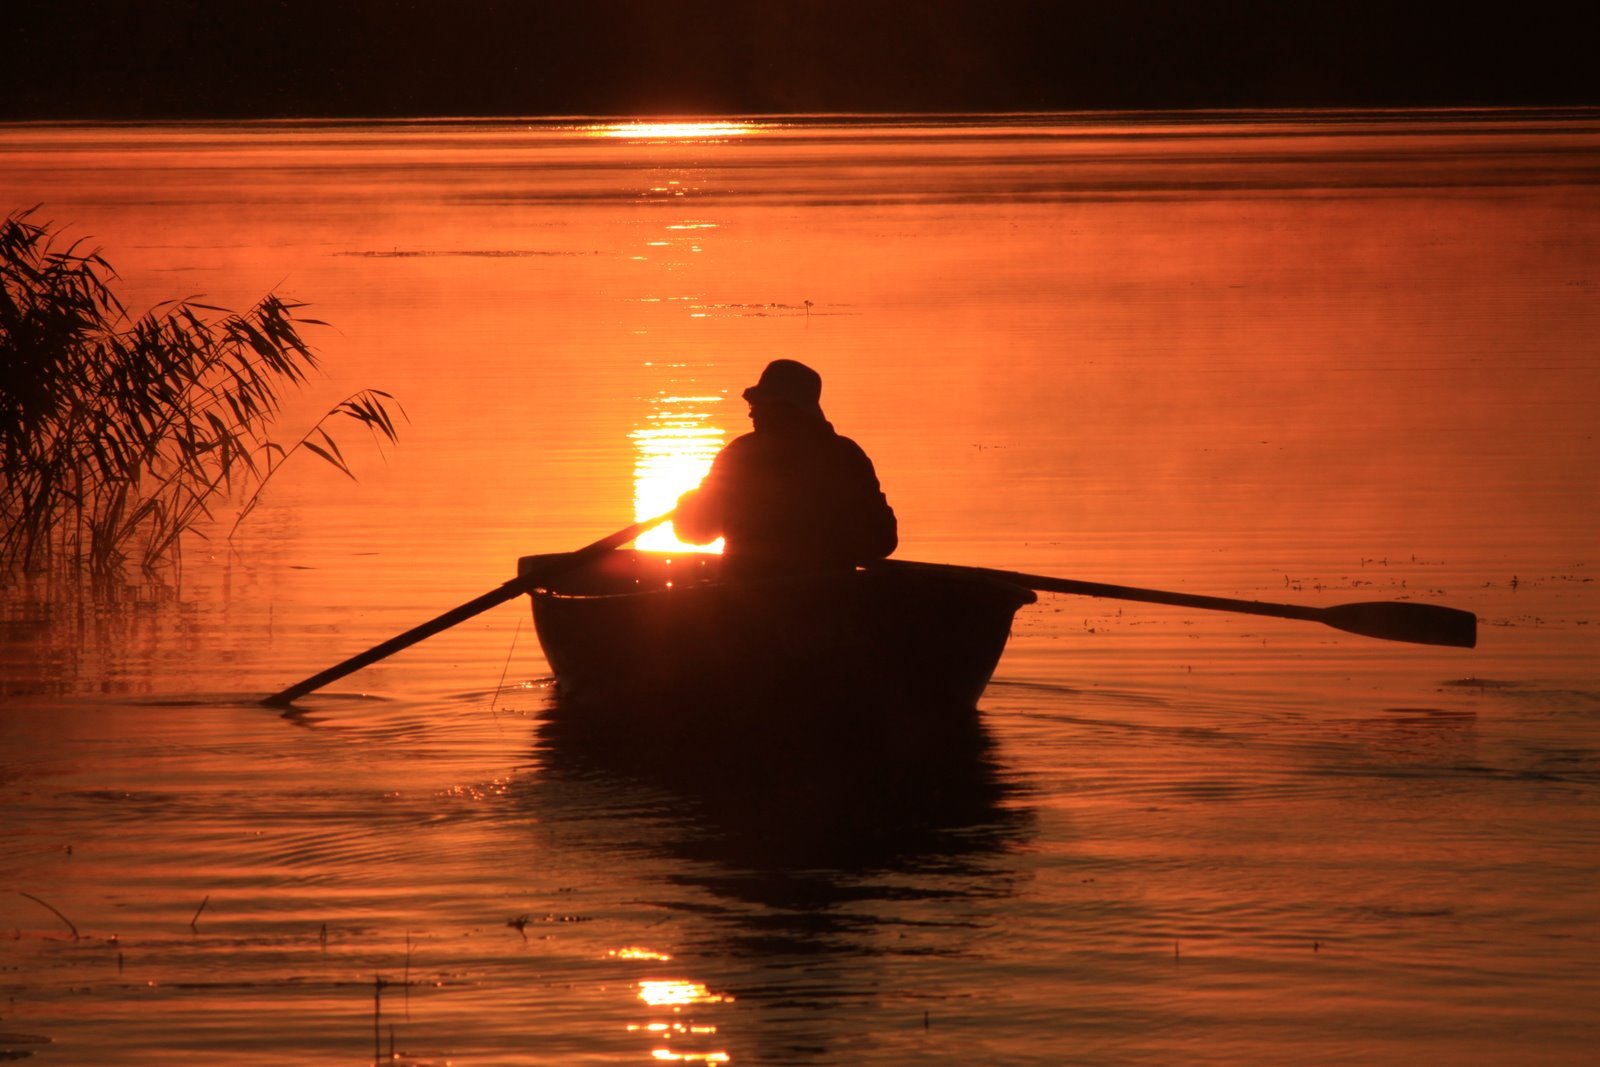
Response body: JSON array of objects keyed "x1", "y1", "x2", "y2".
[
  {"x1": 887, "y1": 560, "x2": 1477, "y2": 649},
  {"x1": 262, "y1": 511, "x2": 675, "y2": 707}
]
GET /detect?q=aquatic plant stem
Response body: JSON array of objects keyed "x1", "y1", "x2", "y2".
[
  {"x1": 490, "y1": 619, "x2": 522, "y2": 714},
  {"x1": 18, "y1": 891, "x2": 79, "y2": 940}
]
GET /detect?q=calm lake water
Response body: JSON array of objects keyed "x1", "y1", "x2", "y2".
[{"x1": 2, "y1": 111, "x2": 1598, "y2": 1064}]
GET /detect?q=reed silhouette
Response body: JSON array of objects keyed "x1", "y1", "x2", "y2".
[{"x1": 1, "y1": 207, "x2": 400, "y2": 583}]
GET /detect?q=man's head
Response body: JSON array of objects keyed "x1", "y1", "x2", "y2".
[{"x1": 742, "y1": 360, "x2": 823, "y2": 421}]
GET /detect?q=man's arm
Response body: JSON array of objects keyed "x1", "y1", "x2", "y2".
[{"x1": 674, "y1": 444, "x2": 737, "y2": 544}]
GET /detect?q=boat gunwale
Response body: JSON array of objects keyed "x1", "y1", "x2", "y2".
[{"x1": 520, "y1": 550, "x2": 1039, "y2": 609}]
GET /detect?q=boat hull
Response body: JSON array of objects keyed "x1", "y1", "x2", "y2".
[{"x1": 521, "y1": 551, "x2": 1035, "y2": 731}]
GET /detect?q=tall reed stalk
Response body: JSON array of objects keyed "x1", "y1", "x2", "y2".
[{"x1": 1, "y1": 207, "x2": 401, "y2": 584}]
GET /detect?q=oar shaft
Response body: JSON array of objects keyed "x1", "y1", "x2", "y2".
[
  {"x1": 263, "y1": 511, "x2": 674, "y2": 707},
  {"x1": 993, "y1": 570, "x2": 1322, "y2": 624},
  {"x1": 886, "y1": 560, "x2": 1476, "y2": 649},
  {"x1": 567, "y1": 511, "x2": 676, "y2": 561},
  {"x1": 263, "y1": 580, "x2": 526, "y2": 706}
]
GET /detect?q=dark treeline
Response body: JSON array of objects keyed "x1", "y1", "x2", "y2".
[{"x1": 4, "y1": 1, "x2": 1593, "y2": 121}]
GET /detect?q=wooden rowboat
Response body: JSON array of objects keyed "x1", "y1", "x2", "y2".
[
  {"x1": 265, "y1": 514, "x2": 1471, "y2": 711},
  {"x1": 518, "y1": 550, "x2": 1036, "y2": 727}
]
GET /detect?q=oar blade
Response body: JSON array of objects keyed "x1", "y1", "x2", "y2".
[{"x1": 1319, "y1": 601, "x2": 1477, "y2": 649}]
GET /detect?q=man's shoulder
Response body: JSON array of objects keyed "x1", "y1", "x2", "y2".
[
  {"x1": 720, "y1": 431, "x2": 761, "y2": 454},
  {"x1": 829, "y1": 431, "x2": 868, "y2": 452},
  {"x1": 723, "y1": 426, "x2": 868, "y2": 462},
  {"x1": 710, "y1": 431, "x2": 762, "y2": 469},
  {"x1": 827, "y1": 432, "x2": 875, "y2": 464}
]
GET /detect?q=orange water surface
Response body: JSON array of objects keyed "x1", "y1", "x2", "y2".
[{"x1": 1, "y1": 112, "x2": 1597, "y2": 1065}]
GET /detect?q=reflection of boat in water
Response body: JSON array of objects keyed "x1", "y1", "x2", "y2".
[
  {"x1": 528, "y1": 707, "x2": 1031, "y2": 896},
  {"x1": 518, "y1": 549, "x2": 1036, "y2": 742},
  {"x1": 522, "y1": 708, "x2": 1037, "y2": 1066}
]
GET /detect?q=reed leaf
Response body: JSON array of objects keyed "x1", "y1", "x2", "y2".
[{"x1": 1, "y1": 207, "x2": 402, "y2": 584}]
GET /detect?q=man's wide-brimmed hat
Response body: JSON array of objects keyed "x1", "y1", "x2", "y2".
[{"x1": 742, "y1": 359, "x2": 822, "y2": 412}]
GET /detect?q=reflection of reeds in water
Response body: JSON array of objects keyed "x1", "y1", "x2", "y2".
[{"x1": 1, "y1": 207, "x2": 400, "y2": 583}]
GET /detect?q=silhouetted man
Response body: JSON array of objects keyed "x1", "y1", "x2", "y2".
[{"x1": 675, "y1": 360, "x2": 897, "y2": 576}]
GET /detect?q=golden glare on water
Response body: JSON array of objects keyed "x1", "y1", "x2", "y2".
[
  {"x1": 609, "y1": 946, "x2": 673, "y2": 961},
  {"x1": 593, "y1": 121, "x2": 757, "y2": 140},
  {"x1": 632, "y1": 384, "x2": 725, "y2": 552},
  {"x1": 636, "y1": 980, "x2": 732, "y2": 1007},
  {"x1": 632, "y1": 979, "x2": 733, "y2": 1062}
]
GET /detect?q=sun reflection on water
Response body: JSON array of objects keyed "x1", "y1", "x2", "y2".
[
  {"x1": 609, "y1": 946, "x2": 673, "y2": 962},
  {"x1": 591, "y1": 121, "x2": 758, "y2": 141},
  {"x1": 631, "y1": 380, "x2": 724, "y2": 552},
  {"x1": 630, "y1": 978, "x2": 732, "y2": 1063},
  {"x1": 636, "y1": 980, "x2": 731, "y2": 1007}
]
